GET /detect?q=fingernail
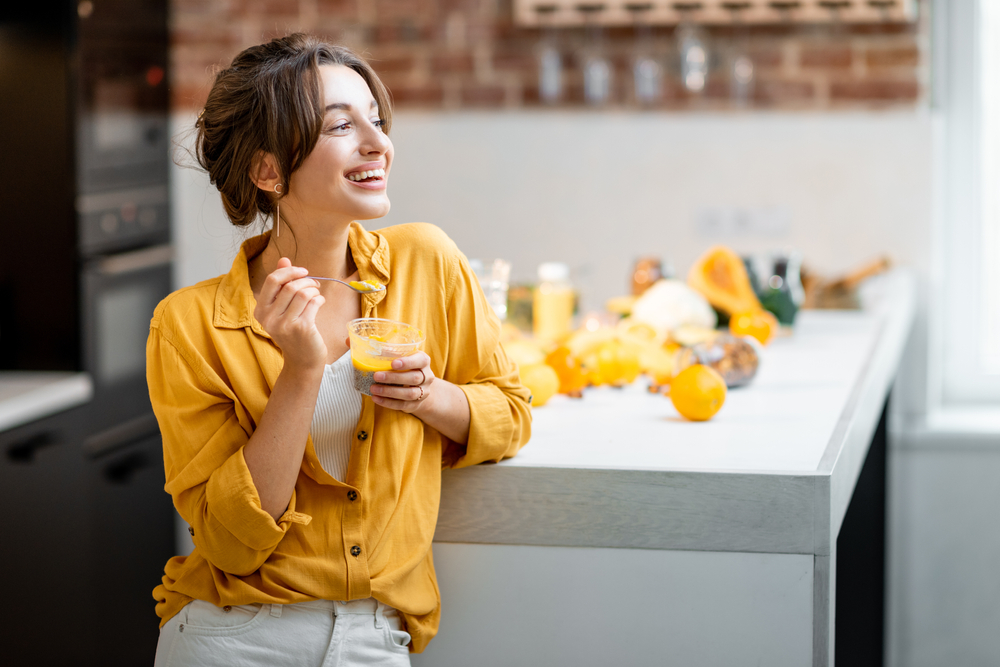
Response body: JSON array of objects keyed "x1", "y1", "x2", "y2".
[
  {"x1": 392, "y1": 360, "x2": 403, "y2": 369},
  {"x1": 374, "y1": 372, "x2": 384, "y2": 382}
]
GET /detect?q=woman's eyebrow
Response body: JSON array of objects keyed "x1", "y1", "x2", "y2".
[{"x1": 325, "y1": 100, "x2": 379, "y2": 112}]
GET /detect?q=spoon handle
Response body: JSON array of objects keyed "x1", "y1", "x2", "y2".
[{"x1": 305, "y1": 276, "x2": 384, "y2": 294}]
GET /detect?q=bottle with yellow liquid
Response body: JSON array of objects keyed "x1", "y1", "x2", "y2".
[{"x1": 533, "y1": 262, "x2": 575, "y2": 343}]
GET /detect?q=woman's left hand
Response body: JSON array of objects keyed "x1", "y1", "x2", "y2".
[{"x1": 370, "y1": 351, "x2": 435, "y2": 414}]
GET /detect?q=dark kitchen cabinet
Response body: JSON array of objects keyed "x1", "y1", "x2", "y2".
[
  {"x1": 2, "y1": 409, "x2": 175, "y2": 667},
  {"x1": 0, "y1": 407, "x2": 91, "y2": 666},
  {"x1": 81, "y1": 429, "x2": 175, "y2": 666}
]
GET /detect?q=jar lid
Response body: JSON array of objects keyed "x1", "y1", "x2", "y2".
[{"x1": 537, "y1": 262, "x2": 570, "y2": 282}]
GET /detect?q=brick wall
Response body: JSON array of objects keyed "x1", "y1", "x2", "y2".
[{"x1": 170, "y1": 0, "x2": 927, "y2": 112}]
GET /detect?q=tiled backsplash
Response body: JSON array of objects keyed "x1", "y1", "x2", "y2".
[{"x1": 170, "y1": 0, "x2": 927, "y2": 112}]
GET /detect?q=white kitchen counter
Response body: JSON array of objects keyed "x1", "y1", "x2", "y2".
[
  {"x1": 0, "y1": 372, "x2": 93, "y2": 433},
  {"x1": 414, "y1": 269, "x2": 916, "y2": 667}
]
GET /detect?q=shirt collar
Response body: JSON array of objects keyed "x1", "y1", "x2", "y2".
[{"x1": 214, "y1": 221, "x2": 391, "y2": 332}]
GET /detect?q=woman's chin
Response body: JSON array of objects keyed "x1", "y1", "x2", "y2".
[{"x1": 355, "y1": 199, "x2": 390, "y2": 221}]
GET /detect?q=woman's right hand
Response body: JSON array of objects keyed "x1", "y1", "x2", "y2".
[{"x1": 254, "y1": 257, "x2": 327, "y2": 370}]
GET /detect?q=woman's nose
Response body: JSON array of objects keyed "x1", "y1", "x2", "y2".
[{"x1": 361, "y1": 120, "x2": 391, "y2": 154}]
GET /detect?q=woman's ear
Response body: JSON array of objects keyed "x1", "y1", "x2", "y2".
[{"x1": 250, "y1": 151, "x2": 282, "y2": 192}]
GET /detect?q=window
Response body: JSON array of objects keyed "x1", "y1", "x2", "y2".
[{"x1": 937, "y1": 0, "x2": 1000, "y2": 404}]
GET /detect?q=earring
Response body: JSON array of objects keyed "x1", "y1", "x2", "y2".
[{"x1": 273, "y1": 183, "x2": 284, "y2": 237}]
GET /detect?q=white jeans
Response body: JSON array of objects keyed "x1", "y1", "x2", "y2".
[{"x1": 153, "y1": 598, "x2": 412, "y2": 667}]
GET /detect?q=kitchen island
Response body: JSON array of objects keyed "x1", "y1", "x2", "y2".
[{"x1": 413, "y1": 270, "x2": 915, "y2": 667}]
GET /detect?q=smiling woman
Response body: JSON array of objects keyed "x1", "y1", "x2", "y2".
[{"x1": 147, "y1": 34, "x2": 531, "y2": 666}]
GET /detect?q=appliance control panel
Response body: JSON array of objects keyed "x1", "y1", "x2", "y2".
[{"x1": 77, "y1": 184, "x2": 170, "y2": 256}]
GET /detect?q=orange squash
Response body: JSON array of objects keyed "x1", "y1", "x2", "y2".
[{"x1": 687, "y1": 246, "x2": 763, "y2": 316}]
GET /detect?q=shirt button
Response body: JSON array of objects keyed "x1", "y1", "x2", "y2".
[
  {"x1": 223, "y1": 605, "x2": 232, "y2": 612},
  {"x1": 188, "y1": 526, "x2": 194, "y2": 536},
  {"x1": 347, "y1": 490, "x2": 358, "y2": 502},
  {"x1": 350, "y1": 545, "x2": 361, "y2": 557},
  {"x1": 357, "y1": 431, "x2": 368, "y2": 441}
]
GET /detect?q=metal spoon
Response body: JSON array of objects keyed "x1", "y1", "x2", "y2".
[{"x1": 307, "y1": 276, "x2": 385, "y2": 294}]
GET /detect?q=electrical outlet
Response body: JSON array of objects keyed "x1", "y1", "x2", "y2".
[{"x1": 696, "y1": 206, "x2": 791, "y2": 237}]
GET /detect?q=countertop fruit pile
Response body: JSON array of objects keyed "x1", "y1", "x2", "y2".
[{"x1": 506, "y1": 246, "x2": 784, "y2": 421}]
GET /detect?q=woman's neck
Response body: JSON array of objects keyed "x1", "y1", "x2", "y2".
[
  {"x1": 261, "y1": 220, "x2": 357, "y2": 279},
  {"x1": 251, "y1": 219, "x2": 357, "y2": 292}
]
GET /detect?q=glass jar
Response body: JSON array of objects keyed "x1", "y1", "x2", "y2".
[{"x1": 533, "y1": 262, "x2": 575, "y2": 342}]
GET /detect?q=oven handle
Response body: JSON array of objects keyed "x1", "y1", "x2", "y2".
[
  {"x1": 103, "y1": 450, "x2": 153, "y2": 484},
  {"x1": 93, "y1": 244, "x2": 173, "y2": 276},
  {"x1": 83, "y1": 413, "x2": 161, "y2": 459},
  {"x1": 6, "y1": 430, "x2": 61, "y2": 462}
]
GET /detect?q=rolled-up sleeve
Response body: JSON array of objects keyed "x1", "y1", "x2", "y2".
[
  {"x1": 148, "y1": 325, "x2": 310, "y2": 576},
  {"x1": 443, "y1": 252, "x2": 532, "y2": 469}
]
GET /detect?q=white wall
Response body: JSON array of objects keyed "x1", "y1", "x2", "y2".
[
  {"x1": 172, "y1": 109, "x2": 933, "y2": 304},
  {"x1": 888, "y1": 433, "x2": 1000, "y2": 667},
  {"x1": 382, "y1": 110, "x2": 933, "y2": 313}
]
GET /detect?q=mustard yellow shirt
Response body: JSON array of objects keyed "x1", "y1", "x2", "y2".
[{"x1": 146, "y1": 222, "x2": 532, "y2": 653}]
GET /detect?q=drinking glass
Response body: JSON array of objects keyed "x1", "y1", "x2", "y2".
[
  {"x1": 628, "y1": 2, "x2": 662, "y2": 105},
  {"x1": 536, "y1": 4, "x2": 562, "y2": 103},
  {"x1": 579, "y1": 4, "x2": 611, "y2": 105},
  {"x1": 470, "y1": 258, "x2": 511, "y2": 321},
  {"x1": 347, "y1": 318, "x2": 424, "y2": 395}
]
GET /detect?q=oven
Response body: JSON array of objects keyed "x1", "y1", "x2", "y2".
[
  {"x1": 76, "y1": 0, "x2": 170, "y2": 197},
  {"x1": 81, "y1": 243, "x2": 172, "y2": 433}
]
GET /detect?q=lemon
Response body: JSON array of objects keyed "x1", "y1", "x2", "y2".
[
  {"x1": 504, "y1": 340, "x2": 546, "y2": 368},
  {"x1": 520, "y1": 363, "x2": 560, "y2": 407},
  {"x1": 639, "y1": 344, "x2": 678, "y2": 386},
  {"x1": 605, "y1": 295, "x2": 637, "y2": 316},
  {"x1": 617, "y1": 317, "x2": 659, "y2": 343}
]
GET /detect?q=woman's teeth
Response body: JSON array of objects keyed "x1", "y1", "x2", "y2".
[{"x1": 347, "y1": 168, "x2": 385, "y2": 181}]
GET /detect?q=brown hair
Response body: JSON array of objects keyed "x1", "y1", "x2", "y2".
[{"x1": 195, "y1": 34, "x2": 393, "y2": 228}]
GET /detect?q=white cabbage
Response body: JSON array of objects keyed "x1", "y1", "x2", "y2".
[{"x1": 630, "y1": 279, "x2": 717, "y2": 335}]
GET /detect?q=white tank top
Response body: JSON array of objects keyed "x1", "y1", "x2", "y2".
[{"x1": 310, "y1": 351, "x2": 363, "y2": 482}]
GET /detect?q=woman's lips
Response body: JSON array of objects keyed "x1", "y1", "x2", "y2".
[
  {"x1": 345, "y1": 174, "x2": 387, "y2": 190},
  {"x1": 345, "y1": 166, "x2": 387, "y2": 190}
]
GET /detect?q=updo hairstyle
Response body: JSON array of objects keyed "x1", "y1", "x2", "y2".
[{"x1": 195, "y1": 33, "x2": 393, "y2": 228}]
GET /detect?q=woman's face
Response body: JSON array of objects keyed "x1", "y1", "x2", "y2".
[{"x1": 285, "y1": 64, "x2": 393, "y2": 225}]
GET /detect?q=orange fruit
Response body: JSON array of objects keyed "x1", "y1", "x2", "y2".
[
  {"x1": 670, "y1": 364, "x2": 727, "y2": 422},
  {"x1": 545, "y1": 346, "x2": 587, "y2": 396},
  {"x1": 520, "y1": 363, "x2": 560, "y2": 407},
  {"x1": 729, "y1": 310, "x2": 778, "y2": 346}
]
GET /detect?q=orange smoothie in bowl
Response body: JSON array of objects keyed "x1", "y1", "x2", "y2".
[{"x1": 347, "y1": 318, "x2": 425, "y2": 395}]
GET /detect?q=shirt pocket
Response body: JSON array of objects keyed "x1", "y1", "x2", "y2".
[{"x1": 179, "y1": 600, "x2": 269, "y2": 637}]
